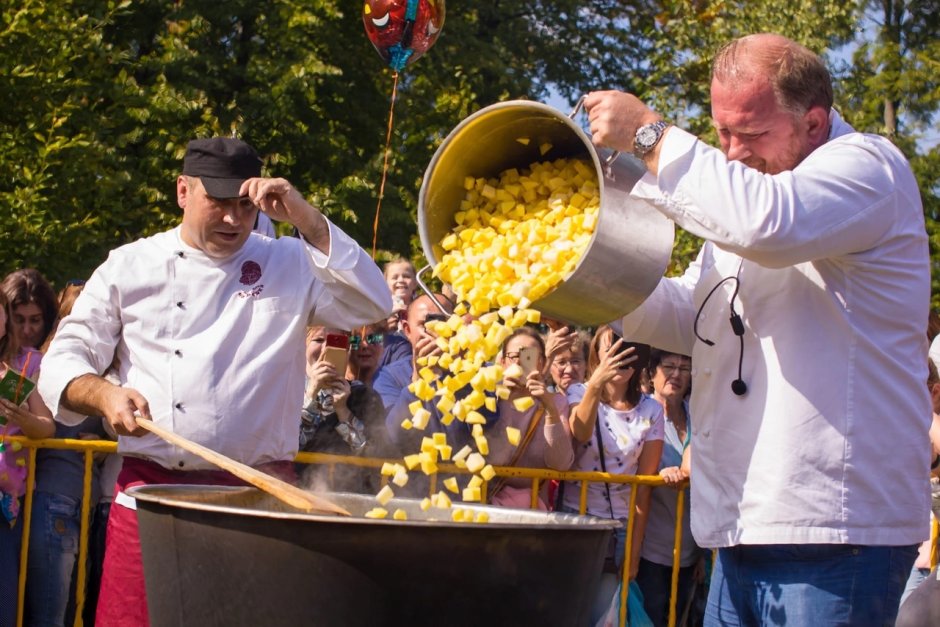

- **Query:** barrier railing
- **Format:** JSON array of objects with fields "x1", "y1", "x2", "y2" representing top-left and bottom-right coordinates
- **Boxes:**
[{"x1": 9, "y1": 437, "x2": 939, "y2": 627}]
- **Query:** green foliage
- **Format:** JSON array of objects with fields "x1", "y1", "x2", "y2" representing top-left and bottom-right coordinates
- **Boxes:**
[{"x1": 0, "y1": 0, "x2": 936, "y2": 308}]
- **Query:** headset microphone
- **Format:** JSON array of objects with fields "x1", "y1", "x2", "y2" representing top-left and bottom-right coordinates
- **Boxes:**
[{"x1": 694, "y1": 269, "x2": 748, "y2": 397}]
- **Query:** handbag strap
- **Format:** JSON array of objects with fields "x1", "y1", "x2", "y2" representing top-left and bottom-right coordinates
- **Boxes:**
[
  {"x1": 594, "y1": 413, "x2": 616, "y2": 520},
  {"x1": 488, "y1": 404, "x2": 545, "y2": 500}
]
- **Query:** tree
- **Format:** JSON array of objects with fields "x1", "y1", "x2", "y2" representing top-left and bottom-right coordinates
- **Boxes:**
[
  {"x1": 836, "y1": 0, "x2": 940, "y2": 306},
  {"x1": 2, "y1": 0, "x2": 935, "y2": 306}
]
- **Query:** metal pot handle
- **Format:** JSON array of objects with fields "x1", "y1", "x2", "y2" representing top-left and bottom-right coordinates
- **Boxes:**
[
  {"x1": 415, "y1": 264, "x2": 450, "y2": 315},
  {"x1": 571, "y1": 95, "x2": 620, "y2": 177}
]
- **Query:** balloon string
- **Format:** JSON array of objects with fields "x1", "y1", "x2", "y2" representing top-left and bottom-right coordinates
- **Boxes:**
[{"x1": 371, "y1": 70, "x2": 400, "y2": 260}]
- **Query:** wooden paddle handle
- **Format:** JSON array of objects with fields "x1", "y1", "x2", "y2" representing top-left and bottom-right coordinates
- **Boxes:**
[{"x1": 135, "y1": 417, "x2": 350, "y2": 516}]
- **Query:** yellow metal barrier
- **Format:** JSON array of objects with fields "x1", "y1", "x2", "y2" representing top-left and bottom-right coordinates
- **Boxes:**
[{"x1": 8, "y1": 438, "x2": 937, "y2": 627}]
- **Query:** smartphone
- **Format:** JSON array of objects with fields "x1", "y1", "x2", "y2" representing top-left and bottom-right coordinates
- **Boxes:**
[
  {"x1": 322, "y1": 333, "x2": 349, "y2": 374},
  {"x1": 610, "y1": 333, "x2": 650, "y2": 371},
  {"x1": 519, "y1": 345, "x2": 540, "y2": 376}
]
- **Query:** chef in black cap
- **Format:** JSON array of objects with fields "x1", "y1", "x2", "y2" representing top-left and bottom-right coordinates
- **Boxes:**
[{"x1": 39, "y1": 136, "x2": 391, "y2": 626}]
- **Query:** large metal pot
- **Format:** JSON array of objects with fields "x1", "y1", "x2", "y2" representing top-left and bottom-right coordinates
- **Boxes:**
[
  {"x1": 129, "y1": 485, "x2": 619, "y2": 627},
  {"x1": 418, "y1": 99, "x2": 674, "y2": 327}
]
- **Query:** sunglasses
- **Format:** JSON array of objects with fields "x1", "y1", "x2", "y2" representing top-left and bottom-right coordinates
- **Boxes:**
[{"x1": 349, "y1": 333, "x2": 384, "y2": 350}]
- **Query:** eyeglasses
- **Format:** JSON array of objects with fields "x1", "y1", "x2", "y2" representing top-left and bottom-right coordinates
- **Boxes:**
[
  {"x1": 659, "y1": 364, "x2": 692, "y2": 375},
  {"x1": 349, "y1": 333, "x2": 384, "y2": 350},
  {"x1": 552, "y1": 359, "x2": 584, "y2": 370}
]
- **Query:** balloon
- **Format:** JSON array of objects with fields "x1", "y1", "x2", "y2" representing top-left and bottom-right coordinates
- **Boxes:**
[{"x1": 363, "y1": 0, "x2": 445, "y2": 71}]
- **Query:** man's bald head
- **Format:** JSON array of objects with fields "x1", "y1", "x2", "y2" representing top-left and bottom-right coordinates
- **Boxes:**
[
  {"x1": 712, "y1": 33, "x2": 832, "y2": 116},
  {"x1": 402, "y1": 293, "x2": 453, "y2": 346}
]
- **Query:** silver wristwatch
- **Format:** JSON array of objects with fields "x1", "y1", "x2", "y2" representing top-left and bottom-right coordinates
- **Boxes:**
[{"x1": 634, "y1": 120, "x2": 668, "y2": 157}]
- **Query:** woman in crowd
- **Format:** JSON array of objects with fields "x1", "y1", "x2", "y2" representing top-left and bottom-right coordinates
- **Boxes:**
[
  {"x1": 484, "y1": 326, "x2": 574, "y2": 509},
  {"x1": 0, "y1": 289, "x2": 55, "y2": 627},
  {"x1": 299, "y1": 325, "x2": 389, "y2": 492},
  {"x1": 0, "y1": 269, "x2": 57, "y2": 351},
  {"x1": 636, "y1": 348, "x2": 704, "y2": 627},
  {"x1": 558, "y1": 325, "x2": 664, "y2": 624},
  {"x1": 546, "y1": 325, "x2": 588, "y2": 396}
]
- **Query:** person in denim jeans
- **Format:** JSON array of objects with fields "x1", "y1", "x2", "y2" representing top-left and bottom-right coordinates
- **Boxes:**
[
  {"x1": 590, "y1": 33, "x2": 929, "y2": 626},
  {"x1": 25, "y1": 416, "x2": 106, "y2": 626}
]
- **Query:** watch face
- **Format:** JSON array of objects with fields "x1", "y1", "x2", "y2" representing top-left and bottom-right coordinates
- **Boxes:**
[{"x1": 638, "y1": 126, "x2": 657, "y2": 147}]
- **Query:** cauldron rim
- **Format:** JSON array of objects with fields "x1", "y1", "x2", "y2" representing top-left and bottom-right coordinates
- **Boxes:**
[{"x1": 128, "y1": 483, "x2": 622, "y2": 531}]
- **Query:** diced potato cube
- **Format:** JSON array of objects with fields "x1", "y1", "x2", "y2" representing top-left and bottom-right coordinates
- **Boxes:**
[
  {"x1": 444, "y1": 477, "x2": 460, "y2": 493},
  {"x1": 393, "y1": 508, "x2": 408, "y2": 521},
  {"x1": 462, "y1": 487, "x2": 482, "y2": 502},
  {"x1": 513, "y1": 396, "x2": 535, "y2": 411},
  {"x1": 376, "y1": 485, "x2": 394, "y2": 506},
  {"x1": 506, "y1": 426, "x2": 522, "y2": 446},
  {"x1": 365, "y1": 507, "x2": 388, "y2": 519},
  {"x1": 480, "y1": 464, "x2": 497, "y2": 481},
  {"x1": 466, "y1": 453, "x2": 486, "y2": 474}
]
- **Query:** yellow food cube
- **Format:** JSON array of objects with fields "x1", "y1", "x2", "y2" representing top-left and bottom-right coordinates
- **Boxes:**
[
  {"x1": 466, "y1": 452, "x2": 486, "y2": 474},
  {"x1": 403, "y1": 454, "x2": 422, "y2": 470},
  {"x1": 474, "y1": 511, "x2": 490, "y2": 524},
  {"x1": 453, "y1": 445, "x2": 473, "y2": 462},
  {"x1": 392, "y1": 468, "x2": 409, "y2": 487},
  {"x1": 364, "y1": 507, "x2": 388, "y2": 519},
  {"x1": 462, "y1": 487, "x2": 482, "y2": 502},
  {"x1": 513, "y1": 396, "x2": 535, "y2": 411},
  {"x1": 432, "y1": 432, "x2": 448, "y2": 447},
  {"x1": 376, "y1": 485, "x2": 395, "y2": 506},
  {"x1": 506, "y1": 426, "x2": 522, "y2": 446},
  {"x1": 435, "y1": 491, "x2": 453, "y2": 509},
  {"x1": 393, "y1": 508, "x2": 408, "y2": 521},
  {"x1": 475, "y1": 434, "x2": 490, "y2": 456},
  {"x1": 412, "y1": 408, "x2": 431, "y2": 430},
  {"x1": 419, "y1": 497, "x2": 432, "y2": 511},
  {"x1": 480, "y1": 464, "x2": 497, "y2": 481},
  {"x1": 444, "y1": 477, "x2": 460, "y2": 493},
  {"x1": 400, "y1": 419, "x2": 414, "y2": 430}
]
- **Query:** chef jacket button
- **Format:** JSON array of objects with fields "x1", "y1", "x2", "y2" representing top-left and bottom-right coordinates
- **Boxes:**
[
  {"x1": 174, "y1": 350, "x2": 182, "y2": 357},
  {"x1": 175, "y1": 402, "x2": 183, "y2": 410},
  {"x1": 178, "y1": 461, "x2": 185, "y2": 468},
  {"x1": 176, "y1": 251, "x2": 185, "y2": 258},
  {"x1": 702, "y1": 430, "x2": 710, "y2": 438},
  {"x1": 176, "y1": 301, "x2": 184, "y2": 308}
]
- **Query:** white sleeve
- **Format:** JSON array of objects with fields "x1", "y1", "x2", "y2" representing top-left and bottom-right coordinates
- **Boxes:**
[
  {"x1": 38, "y1": 257, "x2": 123, "y2": 425},
  {"x1": 632, "y1": 127, "x2": 916, "y2": 268},
  {"x1": 302, "y1": 219, "x2": 392, "y2": 329}
]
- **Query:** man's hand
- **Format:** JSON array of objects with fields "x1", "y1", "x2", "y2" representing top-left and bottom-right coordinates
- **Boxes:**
[
  {"x1": 62, "y1": 374, "x2": 151, "y2": 437},
  {"x1": 240, "y1": 177, "x2": 330, "y2": 252},
  {"x1": 583, "y1": 90, "x2": 666, "y2": 174},
  {"x1": 100, "y1": 386, "x2": 151, "y2": 437}
]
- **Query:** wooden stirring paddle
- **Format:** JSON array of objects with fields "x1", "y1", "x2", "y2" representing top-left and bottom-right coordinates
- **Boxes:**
[{"x1": 135, "y1": 417, "x2": 351, "y2": 516}]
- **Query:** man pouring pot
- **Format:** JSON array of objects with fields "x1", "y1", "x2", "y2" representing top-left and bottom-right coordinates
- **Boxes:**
[{"x1": 586, "y1": 33, "x2": 930, "y2": 625}]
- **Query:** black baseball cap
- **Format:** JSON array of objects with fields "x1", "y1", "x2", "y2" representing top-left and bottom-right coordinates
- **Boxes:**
[{"x1": 182, "y1": 137, "x2": 262, "y2": 199}]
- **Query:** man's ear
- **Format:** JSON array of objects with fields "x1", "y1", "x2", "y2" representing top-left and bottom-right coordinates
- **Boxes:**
[
  {"x1": 177, "y1": 176, "x2": 190, "y2": 209},
  {"x1": 804, "y1": 105, "x2": 830, "y2": 149}
]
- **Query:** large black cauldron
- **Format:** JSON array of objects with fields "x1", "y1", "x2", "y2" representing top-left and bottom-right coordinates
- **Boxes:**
[{"x1": 128, "y1": 485, "x2": 618, "y2": 627}]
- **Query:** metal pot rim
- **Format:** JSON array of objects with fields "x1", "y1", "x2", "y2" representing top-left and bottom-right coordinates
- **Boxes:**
[{"x1": 128, "y1": 484, "x2": 623, "y2": 531}]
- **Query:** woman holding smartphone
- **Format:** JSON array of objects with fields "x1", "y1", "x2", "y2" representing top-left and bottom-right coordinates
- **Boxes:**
[
  {"x1": 483, "y1": 326, "x2": 574, "y2": 509},
  {"x1": 558, "y1": 325, "x2": 664, "y2": 624},
  {"x1": 298, "y1": 325, "x2": 388, "y2": 491}
]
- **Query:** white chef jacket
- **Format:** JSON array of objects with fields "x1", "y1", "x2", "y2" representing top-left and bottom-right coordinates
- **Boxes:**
[
  {"x1": 620, "y1": 110, "x2": 931, "y2": 547},
  {"x1": 39, "y1": 222, "x2": 391, "y2": 470}
]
